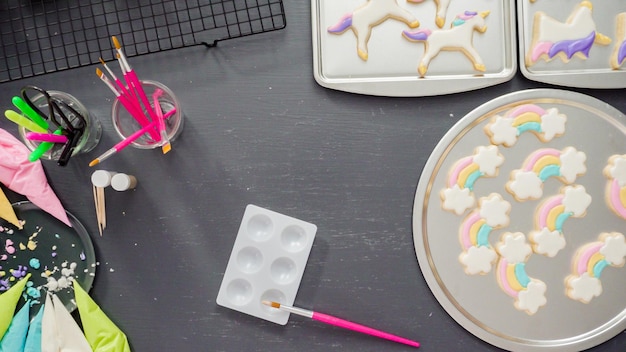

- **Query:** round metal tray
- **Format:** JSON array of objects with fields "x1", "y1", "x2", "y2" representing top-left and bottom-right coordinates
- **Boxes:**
[{"x1": 413, "y1": 89, "x2": 626, "y2": 351}]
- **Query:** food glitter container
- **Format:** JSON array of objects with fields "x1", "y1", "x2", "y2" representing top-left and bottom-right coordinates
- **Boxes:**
[
  {"x1": 518, "y1": 0, "x2": 626, "y2": 88},
  {"x1": 216, "y1": 205, "x2": 317, "y2": 325},
  {"x1": 312, "y1": 0, "x2": 517, "y2": 96},
  {"x1": 18, "y1": 90, "x2": 102, "y2": 161},
  {"x1": 413, "y1": 89, "x2": 626, "y2": 351},
  {"x1": 111, "y1": 80, "x2": 184, "y2": 149}
]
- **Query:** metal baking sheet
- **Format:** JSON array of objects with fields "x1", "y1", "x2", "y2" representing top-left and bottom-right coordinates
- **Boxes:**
[
  {"x1": 412, "y1": 89, "x2": 626, "y2": 351},
  {"x1": 311, "y1": 0, "x2": 516, "y2": 97},
  {"x1": 518, "y1": 0, "x2": 626, "y2": 88}
]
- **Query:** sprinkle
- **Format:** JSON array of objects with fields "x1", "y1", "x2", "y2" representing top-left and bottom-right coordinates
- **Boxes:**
[
  {"x1": 51, "y1": 252, "x2": 57, "y2": 258},
  {"x1": 79, "y1": 251, "x2": 86, "y2": 260},
  {"x1": 29, "y1": 258, "x2": 41, "y2": 269}
]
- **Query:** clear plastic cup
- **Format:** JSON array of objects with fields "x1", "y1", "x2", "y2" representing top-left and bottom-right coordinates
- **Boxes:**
[
  {"x1": 18, "y1": 90, "x2": 102, "y2": 161},
  {"x1": 111, "y1": 80, "x2": 184, "y2": 149}
]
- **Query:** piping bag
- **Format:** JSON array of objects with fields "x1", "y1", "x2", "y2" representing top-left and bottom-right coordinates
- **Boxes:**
[
  {"x1": 73, "y1": 280, "x2": 131, "y2": 352},
  {"x1": 0, "y1": 300, "x2": 30, "y2": 351},
  {"x1": 41, "y1": 294, "x2": 91, "y2": 352},
  {"x1": 0, "y1": 128, "x2": 71, "y2": 227},
  {"x1": 0, "y1": 273, "x2": 31, "y2": 341}
]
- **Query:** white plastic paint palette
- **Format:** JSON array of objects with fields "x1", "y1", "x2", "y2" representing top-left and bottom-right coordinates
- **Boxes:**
[{"x1": 216, "y1": 205, "x2": 317, "y2": 325}]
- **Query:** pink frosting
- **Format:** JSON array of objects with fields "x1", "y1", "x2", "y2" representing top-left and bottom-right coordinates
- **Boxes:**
[
  {"x1": 509, "y1": 104, "x2": 546, "y2": 117},
  {"x1": 448, "y1": 156, "x2": 473, "y2": 188},
  {"x1": 537, "y1": 195, "x2": 564, "y2": 229},
  {"x1": 523, "y1": 149, "x2": 561, "y2": 172},
  {"x1": 531, "y1": 41, "x2": 553, "y2": 62},
  {"x1": 0, "y1": 128, "x2": 71, "y2": 227},
  {"x1": 498, "y1": 259, "x2": 518, "y2": 298},
  {"x1": 610, "y1": 178, "x2": 626, "y2": 219},
  {"x1": 576, "y1": 243, "x2": 604, "y2": 275},
  {"x1": 461, "y1": 212, "x2": 481, "y2": 250}
]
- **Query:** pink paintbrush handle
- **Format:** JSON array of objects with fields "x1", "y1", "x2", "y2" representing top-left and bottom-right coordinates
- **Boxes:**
[{"x1": 312, "y1": 312, "x2": 420, "y2": 348}]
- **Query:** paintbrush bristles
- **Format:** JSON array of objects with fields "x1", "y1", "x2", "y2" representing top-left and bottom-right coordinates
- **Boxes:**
[
  {"x1": 112, "y1": 36, "x2": 121, "y2": 49},
  {"x1": 262, "y1": 300, "x2": 281, "y2": 309}
]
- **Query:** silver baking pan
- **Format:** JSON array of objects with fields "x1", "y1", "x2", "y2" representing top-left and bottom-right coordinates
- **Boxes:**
[
  {"x1": 518, "y1": 0, "x2": 626, "y2": 88},
  {"x1": 413, "y1": 89, "x2": 626, "y2": 351},
  {"x1": 311, "y1": 0, "x2": 516, "y2": 96}
]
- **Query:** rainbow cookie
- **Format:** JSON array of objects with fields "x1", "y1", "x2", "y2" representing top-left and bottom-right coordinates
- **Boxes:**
[
  {"x1": 484, "y1": 104, "x2": 566, "y2": 147},
  {"x1": 441, "y1": 145, "x2": 505, "y2": 215},
  {"x1": 603, "y1": 154, "x2": 626, "y2": 220},
  {"x1": 565, "y1": 232, "x2": 626, "y2": 303},
  {"x1": 529, "y1": 185, "x2": 592, "y2": 257},
  {"x1": 406, "y1": 0, "x2": 451, "y2": 28},
  {"x1": 611, "y1": 13, "x2": 626, "y2": 70},
  {"x1": 526, "y1": 1, "x2": 612, "y2": 67},
  {"x1": 402, "y1": 10, "x2": 490, "y2": 77},
  {"x1": 327, "y1": 0, "x2": 420, "y2": 61},
  {"x1": 506, "y1": 147, "x2": 587, "y2": 201},
  {"x1": 496, "y1": 259, "x2": 547, "y2": 315},
  {"x1": 458, "y1": 193, "x2": 511, "y2": 275}
]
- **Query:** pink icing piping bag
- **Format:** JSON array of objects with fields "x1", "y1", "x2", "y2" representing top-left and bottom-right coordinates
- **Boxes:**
[{"x1": 0, "y1": 128, "x2": 72, "y2": 227}]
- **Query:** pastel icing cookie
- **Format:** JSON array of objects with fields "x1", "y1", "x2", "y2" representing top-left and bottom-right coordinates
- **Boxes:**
[
  {"x1": 603, "y1": 154, "x2": 626, "y2": 220},
  {"x1": 458, "y1": 193, "x2": 511, "y2": 275},
  {"x1": 496, "y1": 232, "x2": 533, "y2": 264},
  {"x1": 495, "y1": 232, "x2": 546, "y2": 315},
  {"x1": 327, "y1": 0, "x2": 420, "y2": 61},
  {"x1": 526, "y1": 1, "x2": 612, "y2": 67},
  {"x1": 441, "y1": 145, "x2": 505, "y2": 215},
  {"x1": 495, "y1": 256, "x2": 547, "y2": 315},
  {"x1": 611, "y1": 13, "x2": 626, "y2": 70},
  {"x1": 406, "y1": 0, "x2": 451, "y2": 28},
  {"x1": 506, "y1": 147, "x2": 587, "y2": 201},
  {"x1": 402, "y1": 10, "x2": 490, "y2": 77},
  {"x1": 528, "y1": 185, "x2": 592, "y2": 257},
  {"x1": 484, "y1": 104, "x2": 567, "y2": 147},
  {"x1": 565, "y1": 232, "x2": 626, "y2": 303}
]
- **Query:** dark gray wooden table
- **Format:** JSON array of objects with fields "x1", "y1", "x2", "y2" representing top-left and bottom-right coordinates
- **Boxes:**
[{"x1": 0, "y1": 1, "x2": 624, "y2": 351}]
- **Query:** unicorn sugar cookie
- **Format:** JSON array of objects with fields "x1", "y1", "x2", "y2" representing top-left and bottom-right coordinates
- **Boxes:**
[
  {"x1": 610, "y1": 13, "x2": 626, "y2": 70},
  {"x1": 407, "y1": 0, "x2": 451, "y2": 28},
  {"x1": 327, "y1": 0, "x2": 420, "y2": 61},
  {"x1": 565, "y1": 232, "x2": 626, "y2": 303},
  {"x1": 526, "y1": 1, "x2": 612, "y2": 67},
  {"x1": 402, "y1": 10, "x2": 490, "y2": 77},
  {"x1": 528, "y1": 185, "x2": 592, "y2": 258}
]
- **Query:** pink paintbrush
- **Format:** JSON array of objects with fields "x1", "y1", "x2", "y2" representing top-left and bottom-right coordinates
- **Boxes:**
[
  {"x1": 112, "y1": 36, "x2": 161, "y2": 141},
  {"x1": 262, "y1": 301, "x2": 420, "y2": 348}
]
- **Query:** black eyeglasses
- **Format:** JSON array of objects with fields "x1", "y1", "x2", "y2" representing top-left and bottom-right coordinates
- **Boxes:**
[{"x1": 20, "y1": 85, "x2": 87, "y2": 166}]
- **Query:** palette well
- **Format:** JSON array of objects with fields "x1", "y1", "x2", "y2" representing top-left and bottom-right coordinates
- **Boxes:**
[{"x1": 216, "y1": 205, "x2": 317, "y2": 325}]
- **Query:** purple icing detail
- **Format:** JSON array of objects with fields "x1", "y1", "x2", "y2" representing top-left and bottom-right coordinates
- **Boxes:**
[
  {"x1": 459, "y1": 11, "x2": 477, "y2": 20},
  {"x1": 618, "y1": 41, "x2": 626, "y2": 65},
  {"x1": 403, "y1": 29, "x2": 431, "y2": 41},
  {"x1": 548, "y1": 31, "x2": 595, "y2": 59},
  {"x1": 328, "y1": 13, "x2": 352, "y2": 33}
]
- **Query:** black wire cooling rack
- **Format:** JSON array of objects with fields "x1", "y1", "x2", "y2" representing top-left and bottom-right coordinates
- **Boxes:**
[{"x1": 0, "y1": 0, "x2": 286, "y2": 83}]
